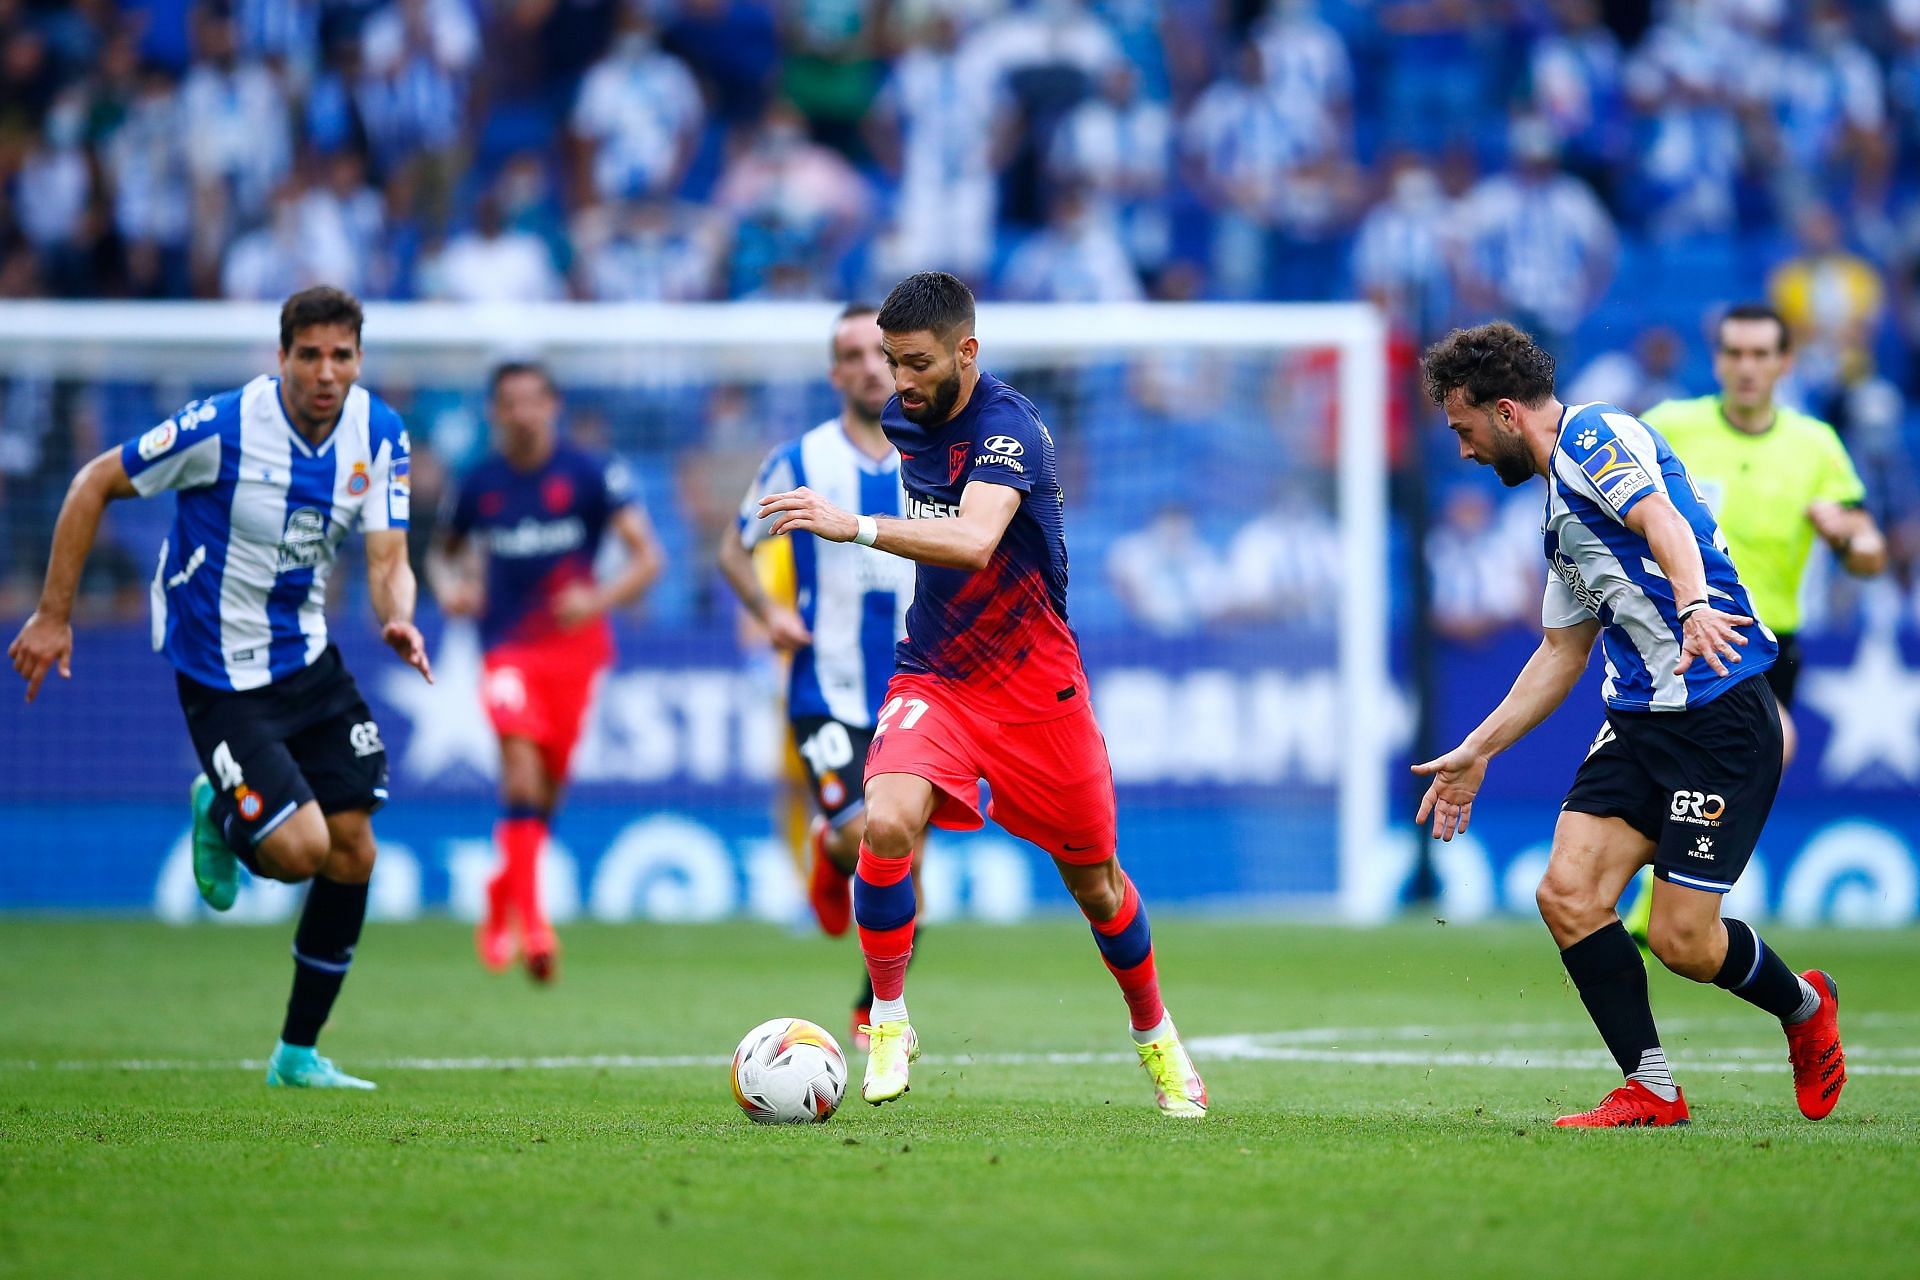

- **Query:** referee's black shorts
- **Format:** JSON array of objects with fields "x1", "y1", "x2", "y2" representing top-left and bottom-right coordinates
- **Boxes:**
[
  {"x1": 1561, "y1": 674, "x2": 1783, "y2": 895},
  {"x1": 1765, "y1": 632, "x2": 1802, "y2": 708}
]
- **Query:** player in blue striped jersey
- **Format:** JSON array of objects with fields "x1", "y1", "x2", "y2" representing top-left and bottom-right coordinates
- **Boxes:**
[
  {"x1": 717, "y1": 303, "x2": 915, "y2": 1044},
  {"x1": 7, "y1": 288, "x2": 432, "y2": 1090},
  {"x1": 1413, "y1": 322, "x2": 1846, "y2": 1128}
]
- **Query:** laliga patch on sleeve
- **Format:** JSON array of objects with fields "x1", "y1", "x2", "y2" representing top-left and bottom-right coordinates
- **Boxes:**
[{"x1": 137, "y1": 421, "x2": 177, "y2": 461}]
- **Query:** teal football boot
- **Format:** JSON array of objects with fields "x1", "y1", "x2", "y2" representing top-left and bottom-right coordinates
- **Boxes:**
[
  {"x1": 265, "y1": 1041, "x2": 377, "y2": 1090},
  {"x1": 189, "y1": 774, "x2": 239, "y2": 912}
]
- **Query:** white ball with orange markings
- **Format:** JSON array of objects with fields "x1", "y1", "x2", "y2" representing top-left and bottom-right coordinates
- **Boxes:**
[{"x1": 731, "y1": 1018, "x2": 847, "y2": 1124}]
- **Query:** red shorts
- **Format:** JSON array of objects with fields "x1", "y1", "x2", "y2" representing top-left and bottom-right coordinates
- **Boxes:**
[
  {"x1": 482, "y1": 630, "x2": 610, "y2": 780},
  {"x1": 863, "y1": 672, "x2": 1118, "y2": 865}
]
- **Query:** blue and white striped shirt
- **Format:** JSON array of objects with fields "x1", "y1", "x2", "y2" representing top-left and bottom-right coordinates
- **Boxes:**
[
  {"x1": 736, "y1": 419, "x2": 913, "y2": 727},
  {"x1": 123, "y1": 375, "x2": 410, "y2": 692},
  {"x1": 1541, "y1": 402, "x2": 1775, "y2": 712}
]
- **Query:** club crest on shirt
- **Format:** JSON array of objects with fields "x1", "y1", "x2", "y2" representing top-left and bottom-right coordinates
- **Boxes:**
[
  {"x1": 948, "y1": 441, "x2": 971, "y2": 485},
  {"x1": 347, "y1": 461, "x2": 370, "y2": 496}
]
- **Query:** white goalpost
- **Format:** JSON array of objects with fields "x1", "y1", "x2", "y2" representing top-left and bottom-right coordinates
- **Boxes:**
[{"x1": 0, "y1": 300, "x2": 1391, "y2": 920}]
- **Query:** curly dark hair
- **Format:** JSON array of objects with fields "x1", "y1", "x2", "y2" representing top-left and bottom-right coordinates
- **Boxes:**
[{"x1": 1420, "y1": 322, "x2": 1556, "y2": 409}]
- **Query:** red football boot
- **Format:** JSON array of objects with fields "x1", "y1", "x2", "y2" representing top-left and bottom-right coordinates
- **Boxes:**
[
  {"x1": 523, "y1": 925, "x2": 560, "y2": 986},
  {"x1": 1784, "y1": 970, "x2": 1846, "y2": 1120},
  {"x1": 475, "y1": 917, "x2": 515, "y2": 973},
  {"x1": 807, "y1": 818, "x2": 852, "y2": 937},
  {"x1": 1553, "y1": 1080, "x2": 1690, "y2": 1128},
  {"x1": 850, "y1": 1005, "x2": 872, "y2": 1054}
]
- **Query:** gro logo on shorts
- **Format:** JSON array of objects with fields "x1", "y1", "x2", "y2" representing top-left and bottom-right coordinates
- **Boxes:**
[
  {"x1": 1669, "y1": 789, "x2": 1727, "y2": 826},
  {"x1": 349, "y1": 721, "x2": 385, "y2": 758}
]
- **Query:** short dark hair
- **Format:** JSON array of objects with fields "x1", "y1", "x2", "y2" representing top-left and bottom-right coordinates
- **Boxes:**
[
  {"x1": 1421, "y1": 321, "x2": 1557, "y2": 409},
  {"x1": 876, "y1": 272, "x2": 975, "y2": 342},
  {"x1": 1716, "y1": 302, "x2": 1791, "y2": 354},
  {"x1": 831, "y1": 301, "x2": 878, "y2": 351},
  {"x1": 488, "y1": 359, "x2": 556, "y2": 398},
  {"x1": 279, "y1": 286, "x2": 363, "y2": 352}
]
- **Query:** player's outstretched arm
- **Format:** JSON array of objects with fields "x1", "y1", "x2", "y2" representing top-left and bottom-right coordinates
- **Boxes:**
[
  {"x1": 7, "y1": 448, "x2": 137, "y2": 703},
  {"x1": 1624, "y1": 493, "x2": 1751, "y2": 677},
  {"x1": 1412, "y1": 619, "x2": 1599, "y2": 841},
  {"x1": 759, "y1": 480, "x2": 1020, "y2": 572},
  {"x1": 365, "y1": 529, "x2": 432, "y2": 684}
]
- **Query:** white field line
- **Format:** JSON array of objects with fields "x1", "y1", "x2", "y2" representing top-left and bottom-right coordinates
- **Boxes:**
[{"x1": 6, "y1": 1013, "x2": 1920, "y2": 1077}]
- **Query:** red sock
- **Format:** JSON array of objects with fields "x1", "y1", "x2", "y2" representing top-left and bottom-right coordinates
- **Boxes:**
[
  {"x1": 498, "y1": 816, "x2": 548, "y2": 937},
  {"x1": 854, "y1": 842, "x2": 916, "y2": 1003},
  {"x1": 1086, "y1": 875, "x2": 1166, "y2": 1032}
]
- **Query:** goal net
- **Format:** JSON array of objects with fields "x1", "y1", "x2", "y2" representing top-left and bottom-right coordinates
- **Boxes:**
[{"x1": 0, "y1": 301, "x2": 1389, "y2": 922}]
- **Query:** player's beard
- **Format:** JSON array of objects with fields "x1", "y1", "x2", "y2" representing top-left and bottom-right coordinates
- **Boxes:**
[
  {"x1": 900, "y1": 369, "x2": 962, "y2": 425},
  {"x1": 1488, "y1": 424, "x2": 1536, "y2": 487}
]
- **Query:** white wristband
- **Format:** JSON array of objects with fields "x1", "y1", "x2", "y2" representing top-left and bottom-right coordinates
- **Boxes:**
[{"x1": 853, "y1": 515, "x2": 879, "y2": 547}]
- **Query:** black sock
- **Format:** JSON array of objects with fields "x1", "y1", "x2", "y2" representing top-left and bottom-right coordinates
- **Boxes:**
[
  {"x1": 210, "y1": 792, "x2": 265, "y2": 875},
  {"x1": 1561, "y1": 921, "x2": 1668, "y2": 1085},
  {"x1": 280, "y1": 876, "x2": 369, "y2": 1048},
  {"x1": 1715, "y1": 918, "x2": 1818, "y2": 1022}
]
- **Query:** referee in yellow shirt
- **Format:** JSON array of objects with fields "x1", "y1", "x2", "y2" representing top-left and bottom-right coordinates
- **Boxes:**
[{"x1": 1620, "y1": 303, "x2": 1886, "y2": 947}]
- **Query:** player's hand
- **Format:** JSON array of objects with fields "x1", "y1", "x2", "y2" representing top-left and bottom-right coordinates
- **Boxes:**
[
  {"x1": 1675, "y1": 607, "x2": 1750, "y2": 678},
  {"x1": 552, "y1": 582, "x2": 604, "y2": 630},
  {"x1": 1411, "y1": 744, "x2": 1488, "y2": 842},
  {"x1": 7, "y1": 610, "x2": 73, "y2": 703},
  {"x1": 383, "y1": 621, "x2": 433, "y2": 683},
  {"x1": 438, "y1": 580, "x2": 484, "y2": 617},
  {"x1": 758, "y1": 487, "x2": 859, "y2": 543},
  {"x1": 763, "y1": 604, "x2": 812, "y2": 653}
]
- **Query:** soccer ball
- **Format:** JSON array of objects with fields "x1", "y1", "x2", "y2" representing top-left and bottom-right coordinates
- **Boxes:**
[{"x1": 731, "y1": 1018, "x2": 847, "y2": 1124}]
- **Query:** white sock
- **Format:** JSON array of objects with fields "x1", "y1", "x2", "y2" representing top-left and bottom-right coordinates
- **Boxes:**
[
  {"x1": 1130, "y1": 1015, "x2": 1173, "y2": 1045},
  {"x1": 1628, "y1": 1046, "x2": 1679, "y2": 1102},
  {"x1": 1784, "y1": 976, "x2": 1822, "y2": 1025},
  {"x1": 869, "y1": 996, "x2": 908, "y2": 1026}
]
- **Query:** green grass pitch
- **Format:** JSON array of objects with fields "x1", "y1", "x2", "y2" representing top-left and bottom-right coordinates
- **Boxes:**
[{"x1": 3, "y1": 917, "x2": 1918, "y2": 1278}]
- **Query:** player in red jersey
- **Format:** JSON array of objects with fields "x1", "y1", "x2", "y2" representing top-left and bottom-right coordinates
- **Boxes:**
[
  {"x1": 758, "y1": 272, "x2": 1207, "y2": 1116},
  {"x1": 432, "y1": 362, "x2": 664, "y2": 981}
]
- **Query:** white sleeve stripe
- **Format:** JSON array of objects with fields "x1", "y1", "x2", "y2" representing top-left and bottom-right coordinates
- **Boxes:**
[
  {"x1": 129, "y1": 434, "x2": 221, "y2": 496},
  {"x1": 1600, "y1": 412, "x2": 1662, "y2": 472}
]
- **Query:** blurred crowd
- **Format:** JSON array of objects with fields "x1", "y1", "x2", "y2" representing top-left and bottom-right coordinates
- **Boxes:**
[{"x1": 5, "y1": 0, "x2": 1920, "y2": 637}]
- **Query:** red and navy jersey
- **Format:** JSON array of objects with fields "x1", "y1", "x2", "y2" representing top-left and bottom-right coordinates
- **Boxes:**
[
  {"x1": 445, "y1": 443, "x2": 633, "y2": 652},
  {"x1": 883, "y1": 371, "x2": 1086, "y2": 722}
]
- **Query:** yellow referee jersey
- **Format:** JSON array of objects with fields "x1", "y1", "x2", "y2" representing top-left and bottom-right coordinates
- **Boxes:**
[{"x1": 1641, "y1": 395, "x2": 1866, "y2": 634}]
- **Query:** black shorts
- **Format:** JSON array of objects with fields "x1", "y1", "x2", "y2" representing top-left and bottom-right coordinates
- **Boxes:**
[
  {"x1": 1562, "y1": 675, "x2": 1783, "y2": 895},
  {"x1": 1765, "y1": 632, "x2": 1801, "y2": 709},
  {"x1": 176, "y1": 645, "x2": 389, "y2": 846},
  {"x1": 791, "y1": 714, "x2": 875, "y2": 828}
]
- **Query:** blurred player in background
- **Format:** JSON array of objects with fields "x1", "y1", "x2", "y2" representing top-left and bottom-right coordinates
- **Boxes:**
[
  {"x1": 1618, "y1": 304, "x2": 1889, "y2": 950},
  {"x1": 719, "y1": 303, "x2": 915, "y2": 1050},
  {"x1": 431, "y1": 361, "x2": 664, "y2": 982},
  {"x1": 1644, "y1": 303, "x2": 1887, "y2": 762},
  {"x1": 8, "y1": 286, "x2": 428, "y2": 1089},
  {"x1": 1415, "y1": 322, "x2": 1846, "y2": 1128},
  {"x1": 759, "y1": 272, "x2": 1208, "y2": 1117}
]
